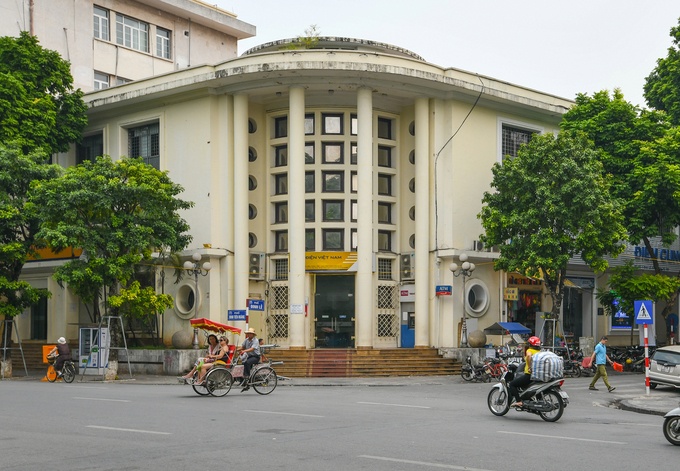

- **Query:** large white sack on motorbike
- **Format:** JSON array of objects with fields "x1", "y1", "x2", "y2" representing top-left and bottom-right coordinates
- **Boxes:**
[{"x1": 530, "y1": 351, "x2": 564, "y2": 382}]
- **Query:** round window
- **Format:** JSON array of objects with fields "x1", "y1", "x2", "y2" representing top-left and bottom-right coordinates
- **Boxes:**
[
  {"x1": 249, "y1": 204, "x2": 258, "y2": 220},
  {"x1": 409, "y1": 121, "x2": 415, "y2": 136},
  {"x1": 249, "y1": 175, "x2": 257, "y2": 190},
  {"x1": 409, "y1": 149, "x2": 415, "y2": 165},
  {"x1": 409, "y1": 178, "x2": 415, "y2": 193},
  {"x1": 465, "y1": 279, "x2": 490, "y2": 318},
  {"x1": 409, "y1": 206, "x2": 415, "y2": 221},
  {"x1": 248, "y1": 118, "x2": 257, "y2": 134},
  {"x1": 409, "y1": 234, "x2": 415, "y2": 249},
  {"x1": 249, "y1": 232, "x2": 257, "y2": 248},
  {"x1": 248, "y1": 146, "x2": 257, "y2": 162},
  {"x1": 175, "y1": 282, "x2": 198, "y2": 319}
]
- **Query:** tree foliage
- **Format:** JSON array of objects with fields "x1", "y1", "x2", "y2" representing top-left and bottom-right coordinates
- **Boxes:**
[
  {"x1": 0, "y1": 144, "x2": 61, "y2": 317},
  {"x1": 478, "y1": 132, "x2": 626, "y2": 318},
  {"x1": 30, "y1": 157, "x2": 194, "y2": 326},
  {"x1": 0, "y1": 32, "x2": 87, "y2": 155},
  {"x1": 644, "y1": 18, "x2": 680, "y2": 125}
]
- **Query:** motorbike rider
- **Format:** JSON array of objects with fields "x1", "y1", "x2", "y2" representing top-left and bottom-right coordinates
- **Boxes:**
[{"x1": 509, "y1": 335, "x2": 542, "y2": 408}]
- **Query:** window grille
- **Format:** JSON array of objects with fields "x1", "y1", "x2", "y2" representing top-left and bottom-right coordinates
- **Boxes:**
[
  {"x1": 377, "y1": 283, "x2": 398, "y2": 338},
  {"x1": 502, "y1": 125, "x2": 535, "y2": 159},
  {"x1": 129, "y1": 123, "x2": 160, "y2": 169},
  {"x1": 377, "y1": 313, "x2": 398, "y2": 337},
  {"x1": 269, "y1": 314, "x2": 289, "y2": 339},
  {"x1": 377, "y1": 284, "x2": 397, "y2": 309},
  {"x1": 274, "y1": 258, "x2": 289, "y2": 280},
  {"x1": 377, "y1": 258, "x2": 393, "y2": 281},
  {"x1": 76, "y1": 134, "x2": 103, "y2": 165},
  {"x1": 271, "y1": 284, "x2": 289, "y2": 310}
]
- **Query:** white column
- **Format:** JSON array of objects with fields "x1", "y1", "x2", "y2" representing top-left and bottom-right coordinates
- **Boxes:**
[
  {"x1": 233, "y1": 94, "x2": 249, "y2": 321},
  {"x1": 288, "y1": 86, "x2": 306, "y2": 347},
  {"x1": 356, "y1": 87, "x2": 373, "y2": 348},
  {"x1": 414, "y1": 98, "x2": 430, "y2": 347}
]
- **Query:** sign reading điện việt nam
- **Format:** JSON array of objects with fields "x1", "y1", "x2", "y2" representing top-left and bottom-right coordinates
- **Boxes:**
[{"x1": 305, "y1": 252, "x2": 357, "y2": 271}]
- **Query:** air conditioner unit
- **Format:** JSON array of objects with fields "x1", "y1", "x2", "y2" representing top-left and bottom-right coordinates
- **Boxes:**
[
  {"x1": 473, "y1": 240, "x2": 485, "y2": 252},
  {"x1": 248, "y1": 252, "x2": 265, "y2": 280},
  {"x1": 400, "y1": 253, "x2": 415, "y2": 281}
]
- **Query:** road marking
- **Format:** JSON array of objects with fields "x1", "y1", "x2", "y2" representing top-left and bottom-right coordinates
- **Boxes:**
[
  {"x1": 357, "y1": 401, "x2": 430, "y2": 409},
  {"x1": 359, "y1": 455, "x2": 494, "y2": 471},
  {"x1": 618, "y1": 422, "x2": 657, "y2": 427},
  {"x1": 73, "y1": 397, "x2": 131, "y2": 403},
  {"x1": 243, "y1": 410, "x2": 324, "y2": 418},
  {"x1": 498, "y1": 430, "x2": 626, "y2": 444},
  {"x1": 86, "y1": 425, "x2": 170, "y2": 435}
]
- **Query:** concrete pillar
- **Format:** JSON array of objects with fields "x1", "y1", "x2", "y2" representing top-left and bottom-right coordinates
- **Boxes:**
[
  {"x1": 233, "y1": 94, "x2": 249, "y2": 320},
  {"x1": 414, "y1": 98, "x2": 430, "y2": 347},
  {"x1": 356, "y1": 87, "x2": 374, "y2": 348}
]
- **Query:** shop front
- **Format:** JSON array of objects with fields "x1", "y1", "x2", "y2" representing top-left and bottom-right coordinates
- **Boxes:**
[{"x1": 506, "y1": 274, "x2": 542, "y2": 336}]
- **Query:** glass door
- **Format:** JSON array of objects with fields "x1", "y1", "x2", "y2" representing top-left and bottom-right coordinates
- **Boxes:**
[{"x1": 314, "y1": 275, "x2": 355, "y2": 348}]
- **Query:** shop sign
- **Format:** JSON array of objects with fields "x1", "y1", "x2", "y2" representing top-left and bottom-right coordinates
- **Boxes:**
[
  {"x1": 305, "y1": 252, "x2": 357, "y2": 271},
  {"x1": 504, "y1": 287, "x2": 519, "y2": 301}
]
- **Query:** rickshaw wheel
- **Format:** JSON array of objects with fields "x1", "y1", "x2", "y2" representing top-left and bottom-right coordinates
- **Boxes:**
[
  {"x1": 251, "y1": 366, "x2": 278, "y2": 395},
  {"x1": 192, "y1": 379, "x2": 210, "y2": 396},
  {"x1": 206, "y1": 368, "x2": 233, "y2": 397}
]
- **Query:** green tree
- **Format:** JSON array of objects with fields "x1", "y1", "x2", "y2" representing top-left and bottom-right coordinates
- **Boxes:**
[
  {"x1": 0, "y1": 32, "x2": 87, "y2": 155},
  {"x1": 30, "y1": 157, "x2": 193, "y2": 374},
  {"x1": 562, "y1": 90, "x2": 680, "y2": 320},
  {"x1": 644, "y1": 18, "x2": 680, "y2": 125},
  {"x1": 478, "y1": 131, "x2": 626, "y2": 321}
]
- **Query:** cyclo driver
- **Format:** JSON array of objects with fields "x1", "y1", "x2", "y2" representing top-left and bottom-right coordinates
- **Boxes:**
[{"x1": 509, "y1": 335, "x2": 541, "y2": 408}]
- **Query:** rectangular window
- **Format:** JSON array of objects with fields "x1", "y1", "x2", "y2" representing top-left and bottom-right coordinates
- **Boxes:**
[
  {"x1": 378, "y1": 117, "x2": 393, "y2": 140},
  {"x1": 275, "y1": 202, "x2": 288, "y2": 223},
  {"x1": 322, "y1": 113, "x2": 343, "y2": 134},
  {"x1": 305, "y1": 200, "x2": 315, "y2": 221},
  {"x1": 378, "y1": 146, "x2": 392, "y2": 167},
  {"x1": 350, "y1": 114, "x2": 358, "y2": 135},
  {"x1": 274, "y1": 116, "x2": 288, "y2": 138},
  {"x1": 323, "y1": 200, "x2": 344, "y2": 221},
  {"x1": 305, "y1": 229, "x2": 315, "y2": 251},
  {"x1": 76, "y1": 133, "x2": 104, "y2": 165},
  {"x1": 378, "y1": 174, "x2": 392, "y2": 196},
  {"x1": 116, "y1": 14, "x2": 149, "y2": 52},
  {"x1": 323, "y1": 229, "x2": 344, "y2": 251},
  {"x1": 94, "y1": 71, "x2": 109, "y2": 90},
  {"x1": 322, "y1": 171, "x2": 343, "y2": 192},
  {"x1": 305, "y1": 113, "x2": 315, "y2": 135},
  {"x1": 156, "y1": 27, "x2": 171, "y2": 59},
  {"x1": 115, "y1": 76, "x2": 132, "y2": 86},
  {"x1": 351, "y1": 200, "x2": 358, "y2": 222},
  {"x1": 305, "y1": 171, "x2": 315, "y2": 193},
  {"x1": 128, "y1": 123, "x2": 160, "y2": 169},
  {"x1": 275, "y1": 145, "x2": 288, "y2": 167},
  {"x1": 322, "y1": 142, "x2": 344, "y2": 164},
  {"x1": 378, "y1": 230, "x2": 392, "y2": 252},
  {"x1": 351, "y1": 229, "x2": 358, "y2": 250},
  {"x1": 502, "y1": 124, "x2": 535, "y2": 159},
  {"x1": 378, "y1": 258, "x2": 393, "y2": 280},
  {"x1": 350, "y1": 143, "x2": 357, "y2": 164},
  {"x1": 275, "y1": 231, "x2": 288, "y2": 252},
  {"x1": 275, "y1": 174, "x2": 288, "y2": 195},
  {"x1": 350, "y1": 171, "x2": 358, "y2": 193},
  {"x1": 93, "y1": 6, "x2": 110, "y2": 41},
  {"x1": 305, "y1": 143, "x2": 315, "y2": 164},
  {"x1": 378, "y1": 202, "x2": 392, "y2": 224}
]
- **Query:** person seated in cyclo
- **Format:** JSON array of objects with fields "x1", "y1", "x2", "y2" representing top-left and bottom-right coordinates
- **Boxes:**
[
  {"x1": 180, "y1": 334, "x2": 220, "y2": 381},
  {"x1": 48, "y1": 337, "x2": 70, "y2": 378},
  {"x1": 194, "y1": 336, "x2": 230, "y2": 385},
  {"x1": 509, "y1": 335, "x2": 542, "y2": 408},
  {"x1": 236, "y1": 327, "x2": 261, "y2": 392}
]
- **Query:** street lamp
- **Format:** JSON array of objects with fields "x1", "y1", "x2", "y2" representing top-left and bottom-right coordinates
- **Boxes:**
[
  {"x1": 183, "y1": 252, "x2": 211, "y2": 349},
  {"x1": 450, "y1": 253, "x2": 475, "y2": 348}
]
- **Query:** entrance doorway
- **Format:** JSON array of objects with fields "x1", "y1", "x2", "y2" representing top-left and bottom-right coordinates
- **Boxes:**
[{"x1": 314, "y1": 275, "x2": 355, "y2": 348}]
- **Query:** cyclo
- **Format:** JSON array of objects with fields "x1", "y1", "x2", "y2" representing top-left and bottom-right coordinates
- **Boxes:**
[{"x1": 180, "y1": 318, "x2": 280, "y2": 397}]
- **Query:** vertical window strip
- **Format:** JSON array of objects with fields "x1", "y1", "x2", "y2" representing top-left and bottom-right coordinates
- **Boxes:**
[{"x1": 93, "y1": 6, "x2": 109, "y2": 40}]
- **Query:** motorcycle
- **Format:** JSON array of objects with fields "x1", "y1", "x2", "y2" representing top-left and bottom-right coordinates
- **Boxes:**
[
  {"x1": 487, "y1": 363, "x2": 569, "y2": 422},
  {"x1": 663, "y1": 405, "x2": 680, "y2": 446},
  {"x1": 461, "y1": 355, "x2": 491, "y2": 383}
]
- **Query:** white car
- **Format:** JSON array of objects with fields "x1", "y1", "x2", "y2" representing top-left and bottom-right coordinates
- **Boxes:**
[{"x1": 649, "y1": 345, "x2": 680, "y2": 389}]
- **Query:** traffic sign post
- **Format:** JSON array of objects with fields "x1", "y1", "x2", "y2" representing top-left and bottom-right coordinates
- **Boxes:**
[{"x1": 634, "y1": 300, "x2": 654, "y2": 395}]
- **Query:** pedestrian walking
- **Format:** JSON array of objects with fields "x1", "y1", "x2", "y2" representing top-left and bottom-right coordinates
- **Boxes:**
[{"x1": 589, "y1": 336, "x2": 616, "y2": 392}]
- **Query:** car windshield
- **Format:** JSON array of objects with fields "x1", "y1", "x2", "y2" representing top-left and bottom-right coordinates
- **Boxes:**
[{"x1": 653, "y1": 350, "x2": 680, "y2": 366}]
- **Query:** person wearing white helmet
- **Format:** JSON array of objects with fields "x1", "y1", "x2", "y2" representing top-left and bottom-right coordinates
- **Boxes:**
[
  {"x1": 48, "y1": 337, "x2": 71, "y2": 378},
  {"x1": 509, "y1": 335, "x2": 542, "y2": 408}
]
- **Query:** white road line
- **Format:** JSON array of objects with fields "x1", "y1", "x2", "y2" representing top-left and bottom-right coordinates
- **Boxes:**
[
  {"x1": 359, "y1": 455, "x2": 495, "y2": 471},
  {"x1": 73, "y1": 397, "x2": 131, "y2": 403},
  {"x1": 618, "y1": 422, "x2": 658, "y2": 427},
  {"x1": 243, "y1": 410, "x2": 324, "y2": 418},
  {"x1": 357, "y1": 401, "x2": 431, "y2": 409},
  {"x1": 86, "y1": 425, "x2": 170, "y2": 435},
  {"x1": 498, "y1": 430, "x2": 626, "y2": 444}
]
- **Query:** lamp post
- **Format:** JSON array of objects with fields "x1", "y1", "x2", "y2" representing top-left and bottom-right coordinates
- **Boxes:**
[
  {"x1": 183, "y1": 252, "x2": 211, "y2": 349},
  {"x1": 450, "y1": 253, "x2": 475, "y2": 347}
]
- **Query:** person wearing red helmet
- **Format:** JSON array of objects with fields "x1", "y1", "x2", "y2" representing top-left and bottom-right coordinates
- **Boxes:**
[{"x1": 509, "y1": 335, "x2": 542, "y2": 408}]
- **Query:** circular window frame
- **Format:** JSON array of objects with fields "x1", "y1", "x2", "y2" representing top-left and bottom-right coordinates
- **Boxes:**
[
  {"x1": 175, "y1": 280, "x2": 201, "y2": 319},
  {"x1": 465, "y1": 279, "x2": 490, "y2": 318},
  {"x1": 248, "y1": 204, "x2": 258, "y2": 220},
  {"x1": 248, "y1": 146, "x2": 258, "y2": 162}
]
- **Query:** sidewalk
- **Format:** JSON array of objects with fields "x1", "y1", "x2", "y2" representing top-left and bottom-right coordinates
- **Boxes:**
[{"x1": 6, "y1": 371, "x2": 678, "y2": 416}]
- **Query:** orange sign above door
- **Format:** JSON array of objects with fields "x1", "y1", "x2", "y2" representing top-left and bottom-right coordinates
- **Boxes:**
[{"x1": 305, "y1": 252, "x2": 357, "y2": 271}]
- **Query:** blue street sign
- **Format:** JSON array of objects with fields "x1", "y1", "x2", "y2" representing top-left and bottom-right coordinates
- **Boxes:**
[
  {"x1": 228, "y1": 309, "x2": 247, "y2": 321},
  {"x1": 436, "y1": 285, "x2": 452, "y2": 296},
  {"x1": 248, "y1": 299, "x2": 265, "y2": 311},
  {"x1": 634, "y1": 300, "x2": 653, "y2": 325}
]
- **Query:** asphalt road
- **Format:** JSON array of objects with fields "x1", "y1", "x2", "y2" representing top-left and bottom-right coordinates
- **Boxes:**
[{"x1": 1, "y1": 374, "x2": 678, "y2": 471}]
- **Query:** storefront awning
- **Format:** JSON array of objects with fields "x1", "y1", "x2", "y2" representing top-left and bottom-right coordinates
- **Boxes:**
[{"x1": 484, "y1": 322, "x2": 531, "y2": 335}]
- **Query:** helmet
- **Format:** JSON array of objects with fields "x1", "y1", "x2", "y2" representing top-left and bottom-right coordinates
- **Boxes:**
[{"x1": 527, "y1": 336, "x2": 541, "y2": 347}]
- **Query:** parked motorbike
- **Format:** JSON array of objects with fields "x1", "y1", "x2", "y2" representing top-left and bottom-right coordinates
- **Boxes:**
[
  {"x1": 663, "y1": 405, "x2": 680, "y2": 446},
  {"x1": 487, "y1": 363, "x2": 569, "y2": 422},
  {"x1": 461, "y1": 355, "x2": 491, "y2": 383}
]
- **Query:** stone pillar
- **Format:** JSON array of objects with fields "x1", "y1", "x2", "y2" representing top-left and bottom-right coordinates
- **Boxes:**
[
  {"x1": 414, "y1": 97, "x2": 430, "y2": 347},
  {"x1": 233, "y1": 94, "x2": 249, "y2": 321}
]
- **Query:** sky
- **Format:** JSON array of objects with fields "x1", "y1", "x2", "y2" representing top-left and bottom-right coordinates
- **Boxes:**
[{"x1": 211, "y1": 0, "x2": 680, "y2": 108}]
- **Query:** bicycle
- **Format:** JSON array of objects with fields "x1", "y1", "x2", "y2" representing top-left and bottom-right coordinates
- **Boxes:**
[
  {"x1": 483, "y1": 357, "x2": 509, "y2": 380},
  {"x1": 46, "y1": 355, "x2": 76, "y2": 383}
]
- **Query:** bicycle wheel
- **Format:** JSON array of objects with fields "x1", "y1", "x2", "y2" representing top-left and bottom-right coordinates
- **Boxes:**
[
  {"x1": 192, "y1": 373, "x2": 210, "y2": 396},
  {"x1": 206, "y1": 368, "x2": 233, "y2": 397},
  {"x1": 46, "y1": 365, "x2": 57, "y2": 383},
  {"x1": 251, "y1": 366, "x2": 277, "y2": 395},
  {"x1": 62, "y1": 363, "x2": 76, "y2": 383}
]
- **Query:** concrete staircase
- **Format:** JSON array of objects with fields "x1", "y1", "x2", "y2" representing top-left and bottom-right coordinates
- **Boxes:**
[{"x1": 264, "y1": 348, "x2": 460, "y2": 378}]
